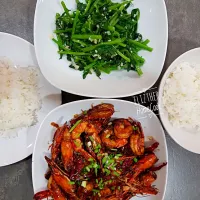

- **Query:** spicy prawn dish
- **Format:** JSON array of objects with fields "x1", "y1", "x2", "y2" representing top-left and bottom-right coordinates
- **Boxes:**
[{"x1": 33, "y1": 103, "x2": 167, "y2": 200}]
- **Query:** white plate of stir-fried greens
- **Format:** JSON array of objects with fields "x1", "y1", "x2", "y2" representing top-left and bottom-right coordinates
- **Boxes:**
[
  {"x1": 32, "y1": 99, "x2": 168, "y2": 200},
  {"x1": 34, "y1": 0, "x2": 168, "y2": 97}
]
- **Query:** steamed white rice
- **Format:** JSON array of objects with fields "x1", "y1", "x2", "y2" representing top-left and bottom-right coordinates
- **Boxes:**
[
  {"x1": 0, "y1": 58, "x2": 41, "y2": 131},
  {"x1": 163, "y1": 62, "x2": 200, "y2": 130}
]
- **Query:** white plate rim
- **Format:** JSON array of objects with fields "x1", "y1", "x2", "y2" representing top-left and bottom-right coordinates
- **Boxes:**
[
  {"x1": 0, "y1": 32, "x2": 34, "y2": 49},
  {"x1": 0, "y1": 32, "x2": 61, "y2": 166},
  {"x1": 32, "y1": 99, "x2": 168, "y2": 199},
  {"x1": 158, "y1": 47, "x2": 200, "y2": 154},
  {"x1": 33, "y1": 0, "x2": 169, "y2": 98}
]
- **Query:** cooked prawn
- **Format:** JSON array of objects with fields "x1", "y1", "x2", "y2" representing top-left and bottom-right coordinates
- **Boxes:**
[
  {"x1": 71, "y1": 121, "x2": 88, "y2": 140},
  {"x1": 129, "y1": 153, "x2": 158, "y2": 183},
  {"x1": 48, "y1": 176, "x2": 66, "y2": 200},
  {"x1": 101, "y1": 126, "x2": 128, "y2": 148},
  {"x1": 135, "y1": 185, "x2": 158, "y2": 195},
  {"x1": 139, "y1": 171, "x2": 157, "y2": 187},
  {"x1": 34, "y1": 104, "x2": 167, "y2": 200},
  {"x1": 114, "y1": 119, "x2": 133, "y2": 139},
  {"x1": 86, "y1": 103, "x2": 114, "y2": 120},
  {"x1": 130, "y1": 121, "x2": 144, "y2": 156},
  {"x1": 61, "y1": 128, "x2": 73, "y2": 172},
  {"x1": 45, "y1": 156, "x2": 76, "y2": 197},
  {"x1": 51, "y1": 124, "x2": 68, "y2": 161},
  {"x1": 71, "y1": 103, "x2": 114, "y2": 140},
  {"x1": 33, "y1": 190, "x2": 51, "y2": 200},
  {"x1": 72, "y1": 138, "x2": 94, "y2": 160}
]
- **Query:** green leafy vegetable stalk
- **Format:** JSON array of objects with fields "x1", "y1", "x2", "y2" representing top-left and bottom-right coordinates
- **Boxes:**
[{"x1": 53, "y1": 0, "x2": 153, "y2": 79}]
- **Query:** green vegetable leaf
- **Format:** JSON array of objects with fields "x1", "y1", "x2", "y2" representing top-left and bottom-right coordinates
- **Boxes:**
[
  {"x1": 53, "y1": 0, "x2": 152, "y2": 79},
  {"x1": 113, "y1": 171, "x2": 120, "y2": 176}
]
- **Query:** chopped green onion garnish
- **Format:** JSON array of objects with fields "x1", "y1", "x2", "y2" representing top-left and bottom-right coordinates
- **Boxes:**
[
  {"x1": 81, "y1": 181, "x2": 87, "y2": 188},
  {"x1": 73, "y1": 140, "x2": 80, "y2": 147},
  {"x1": 105, "y1": 169, "x2": 111, "y2": 175},
  {"x1": 89, "y1": 136, "x2": 94, "y2": 142},
  {"x1": 86, "y1": 166, "x2": 90, "y2": 172},
  {"x1": 69, "y1": 120, "x2": 82, "y2": 132},
  {"x1": 132, "y1": 126, "x2": 138, "y2": 131},
  {"x1": 114, "y1": 154, "x2": 122, "y2": 159},
  {"x1": 83, "y1": 110, "x2": 87, "y2": 115},
  {"x1": 92, "y1": 189, "x2": 100, "y2": 195},
  {"x1": 94, "y1": 168, "x2": 98, "y2": 176},
  {"x1": 69, "y1": 181, "x2": 75, "y2": 185},
  {"x1": 102, "y1": 156, "x2": 107, "y2": 165},
  {"x1": 113, "y1": 171, "x2": 120, "y2": 177},
  {"x1": 94, "y1": 144, "x2": 101, "y2": 153}
]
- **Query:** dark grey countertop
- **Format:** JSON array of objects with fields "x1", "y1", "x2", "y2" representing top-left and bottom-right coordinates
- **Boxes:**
[{"x1": 1, "y1": 0, "x2": 200, "y2": 200}]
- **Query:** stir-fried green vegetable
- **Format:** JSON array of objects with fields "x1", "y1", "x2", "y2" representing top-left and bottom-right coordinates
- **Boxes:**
[{"x1": 53, "y1": 0, "x2": 153, "y2": 79}]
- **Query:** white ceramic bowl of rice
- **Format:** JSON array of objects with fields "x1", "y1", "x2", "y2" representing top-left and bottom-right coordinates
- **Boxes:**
[
  {"x1": 0, "y1": 32, "x2": 61, "y2": 167},
  {"x1": 158, "y1": 48, "x2": 200, "y2": 154}
]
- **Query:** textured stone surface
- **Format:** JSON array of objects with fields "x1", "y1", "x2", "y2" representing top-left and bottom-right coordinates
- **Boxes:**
[{"x1": 1, "y1": 0, "x2": 200, "y2": 199}]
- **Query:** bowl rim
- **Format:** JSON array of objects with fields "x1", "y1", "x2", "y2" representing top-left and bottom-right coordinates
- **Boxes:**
[
  {"x1": 158, "y1": 47, "x2": 200, "y2": 154},
  {"x1": 33, "y1": 0, "x2": 169, "y2": 98}
]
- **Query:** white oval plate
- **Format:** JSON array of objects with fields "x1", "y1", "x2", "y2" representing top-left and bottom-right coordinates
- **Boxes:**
[
  {"x1": 158, "y1": 48, "x2": 200, "y2": 154},
  {"x1": 32, "y1": 99, "x2": 168, "y2": 200},
  {"x1": 34, "y1": 0, "x2": 168, "y2": 98},
  {"x1": 0, "y1": 32, "x2": 61, "y2": 167}
]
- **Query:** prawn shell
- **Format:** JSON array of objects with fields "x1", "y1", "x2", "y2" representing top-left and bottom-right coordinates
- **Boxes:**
[
  {"x1": 33, "y1": 190, "x2": 51, "y2": 200},
  {"x1": 48, "y1": 176, "x2": 66, "y2": 200},
  {"x1": 113, "y1": 119, "x2": 133, "y2": 139},
  {"x1": 87, "y1": 103, "x2": 114, "y2": 120},
  {"x1": 101, "y1": 126, "x2": 128, "y2": 148}
]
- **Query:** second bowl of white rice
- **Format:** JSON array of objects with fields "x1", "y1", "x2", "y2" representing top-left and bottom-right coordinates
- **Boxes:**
[{"x1": 158, "y1": 47, "x2": 200, "y2": 154}]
